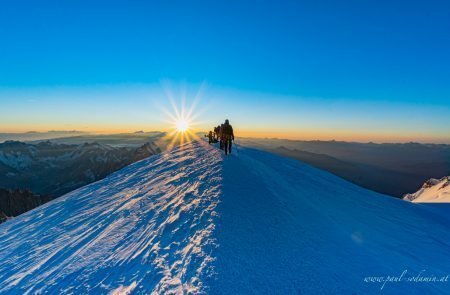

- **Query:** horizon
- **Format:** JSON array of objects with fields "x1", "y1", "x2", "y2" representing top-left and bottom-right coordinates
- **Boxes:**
[
  {"x1": 1, "y1": 1, "x2": 450, "y2": 144},
  {"x1": 1, "y1": 129, "x2": 449, "y2": 145}
]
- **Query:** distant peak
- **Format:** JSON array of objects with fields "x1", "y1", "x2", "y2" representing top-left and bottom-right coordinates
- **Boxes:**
[{"x1": 404, "y1": 176, "x2": 450, "y2": 203}]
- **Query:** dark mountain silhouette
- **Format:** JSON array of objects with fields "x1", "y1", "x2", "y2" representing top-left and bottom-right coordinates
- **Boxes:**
[{"x1": 0, "y1": 188, "x2": 52, "y2": 223}]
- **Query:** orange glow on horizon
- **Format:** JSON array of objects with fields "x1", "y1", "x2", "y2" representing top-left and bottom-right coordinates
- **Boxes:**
[{"x1": 0, "y1": 125, "x2": 449, "y2": 144}]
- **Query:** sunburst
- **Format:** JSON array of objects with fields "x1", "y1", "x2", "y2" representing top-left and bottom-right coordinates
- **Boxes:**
[{"x1": 159, "y1": 83, "x2": 207, "y2": 151}]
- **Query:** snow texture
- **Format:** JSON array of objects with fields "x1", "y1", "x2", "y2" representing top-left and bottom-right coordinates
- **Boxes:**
[{"x1": 1, "y1": 141, "x2": 450, "y2": 294}]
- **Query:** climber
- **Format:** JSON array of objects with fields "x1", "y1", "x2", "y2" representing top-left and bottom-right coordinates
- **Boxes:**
[
  {"x1": 221, "y1": 119, "x2": 234, "y2": 155},
  {"x1": 205, "y1": 131, "x2": 214, "y2": 144}
]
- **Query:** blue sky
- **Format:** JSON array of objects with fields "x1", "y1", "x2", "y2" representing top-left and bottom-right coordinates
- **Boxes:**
[{"x1": 1, "y1": 0, "x2": 449, "y2": 142}]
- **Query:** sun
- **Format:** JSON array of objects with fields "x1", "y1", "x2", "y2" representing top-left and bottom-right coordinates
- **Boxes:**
[
  {"x1": 176, "y1": 118, "x2": 189, "y2": 132},
  {"x1": 158, "y1": 83, "x2": 208, "y2": 151}
]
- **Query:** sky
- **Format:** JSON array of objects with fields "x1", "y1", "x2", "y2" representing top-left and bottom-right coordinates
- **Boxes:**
[{"x1": 1, "y1": 0, "x2": 449, "y2": 143}]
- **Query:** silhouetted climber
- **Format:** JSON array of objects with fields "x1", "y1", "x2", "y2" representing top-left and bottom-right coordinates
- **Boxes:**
[
  {"x1": 221, "y1": 119, "x2": 234, "y2": 155},
  {"x1": 214, "y1": 125, "x2": 220, "y2": 141},
  {"x1": 219, "y1": 124, "x2": 225, "y2": 150},
  {"x1": 205, "y1": 131, "x2": 214, "y2": 144}
]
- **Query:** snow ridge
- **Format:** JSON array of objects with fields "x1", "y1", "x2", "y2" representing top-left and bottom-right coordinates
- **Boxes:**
[
  {"x1": 0, "y1": 141, "x2": 222, "y2": 294},
  {"x1": 1, "y1": 141, "x2": 450, "y2": 294},
  {"x1": 404, "y1": 176, "x2": 450, "y2": 203}
]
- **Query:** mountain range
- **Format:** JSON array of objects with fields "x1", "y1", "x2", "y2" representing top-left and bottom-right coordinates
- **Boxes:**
[{"x1": 0, "y1": 140, "x2": 161, "y2": 221}]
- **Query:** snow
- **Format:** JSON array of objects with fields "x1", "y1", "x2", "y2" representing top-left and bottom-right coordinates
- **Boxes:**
[
  {"x1": 404, "y1": 176, "x2": 450, "y2": 203},
  {"x1": 1, "y1": 141, "x2": 450, "y2": 294},
  {"x1": 0, "y1": 142, "x2": 221, "y2": 294},
  {"x1": 0, "y1": 150, "x2": 33, "y2": 169}
]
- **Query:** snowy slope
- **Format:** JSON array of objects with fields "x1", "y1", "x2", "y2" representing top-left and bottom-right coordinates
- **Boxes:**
[
  {"x1": 404, "y1": 176, "x2": 450, "y2": 203},
  {"x1": 0, "y1": 142, "x2": 222, "y2": 294},
  {"x1": 1, "y1": 141, "x2": 450, "y2": 294}
]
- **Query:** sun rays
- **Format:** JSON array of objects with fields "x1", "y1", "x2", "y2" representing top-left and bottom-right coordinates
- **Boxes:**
[{"x1": 159, "y1": 83, "x2": 207, "y2": 151}]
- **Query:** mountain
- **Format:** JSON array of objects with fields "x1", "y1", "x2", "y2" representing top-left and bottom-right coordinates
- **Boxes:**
[
  {"x1": 404, "y1": 176, "x2": 450, "y2": 202},
  {"x1": 0, "y1": 141, "x2": 161, "y2": 221},
  {"x1": 33, "y1": 131, "x2": 167, "y2": 148},
  {"x1": 0, "y1": 188, "x2": 52, "y2": 223},
  {"x1": 1, "y1": 142, "x2": 450, "y2": 294},
  {"x1": 269, "y1": 146, "x2": 420, "y2": 197},
  {"x1": 0, "y1": 140, "x2": 161, "y2": 196},
  {"x1": 240, "y1": 138, "x2": 450, "y2": 197},
  {"x1": 0, "y1": 131, "x2": 88, "y2": 143}
]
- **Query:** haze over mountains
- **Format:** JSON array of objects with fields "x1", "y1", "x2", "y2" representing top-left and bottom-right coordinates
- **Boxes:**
[
  {"x1": 32, "y1": 131, "x2": 167, "y2": 147},
  {"x1": 0, "y1": 131, "x2": 88, "y2": 143},
  {"x1": 240, "y1": 138, "x2": 450, "y2": 198}
]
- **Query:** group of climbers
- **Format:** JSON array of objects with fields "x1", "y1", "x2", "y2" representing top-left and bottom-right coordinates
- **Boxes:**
[{"x1": 205, "y1": 119, "x2": 235, "y2": 155}]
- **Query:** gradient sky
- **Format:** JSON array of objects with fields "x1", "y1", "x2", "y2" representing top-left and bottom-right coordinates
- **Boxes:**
[{"x1": 1, "y1": 0, "x2": 449, "y2": 143}]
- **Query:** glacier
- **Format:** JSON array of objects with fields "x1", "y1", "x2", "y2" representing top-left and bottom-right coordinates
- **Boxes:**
[{"x1": 0, "y1": 141, "x2": 450, "y2": 294}]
